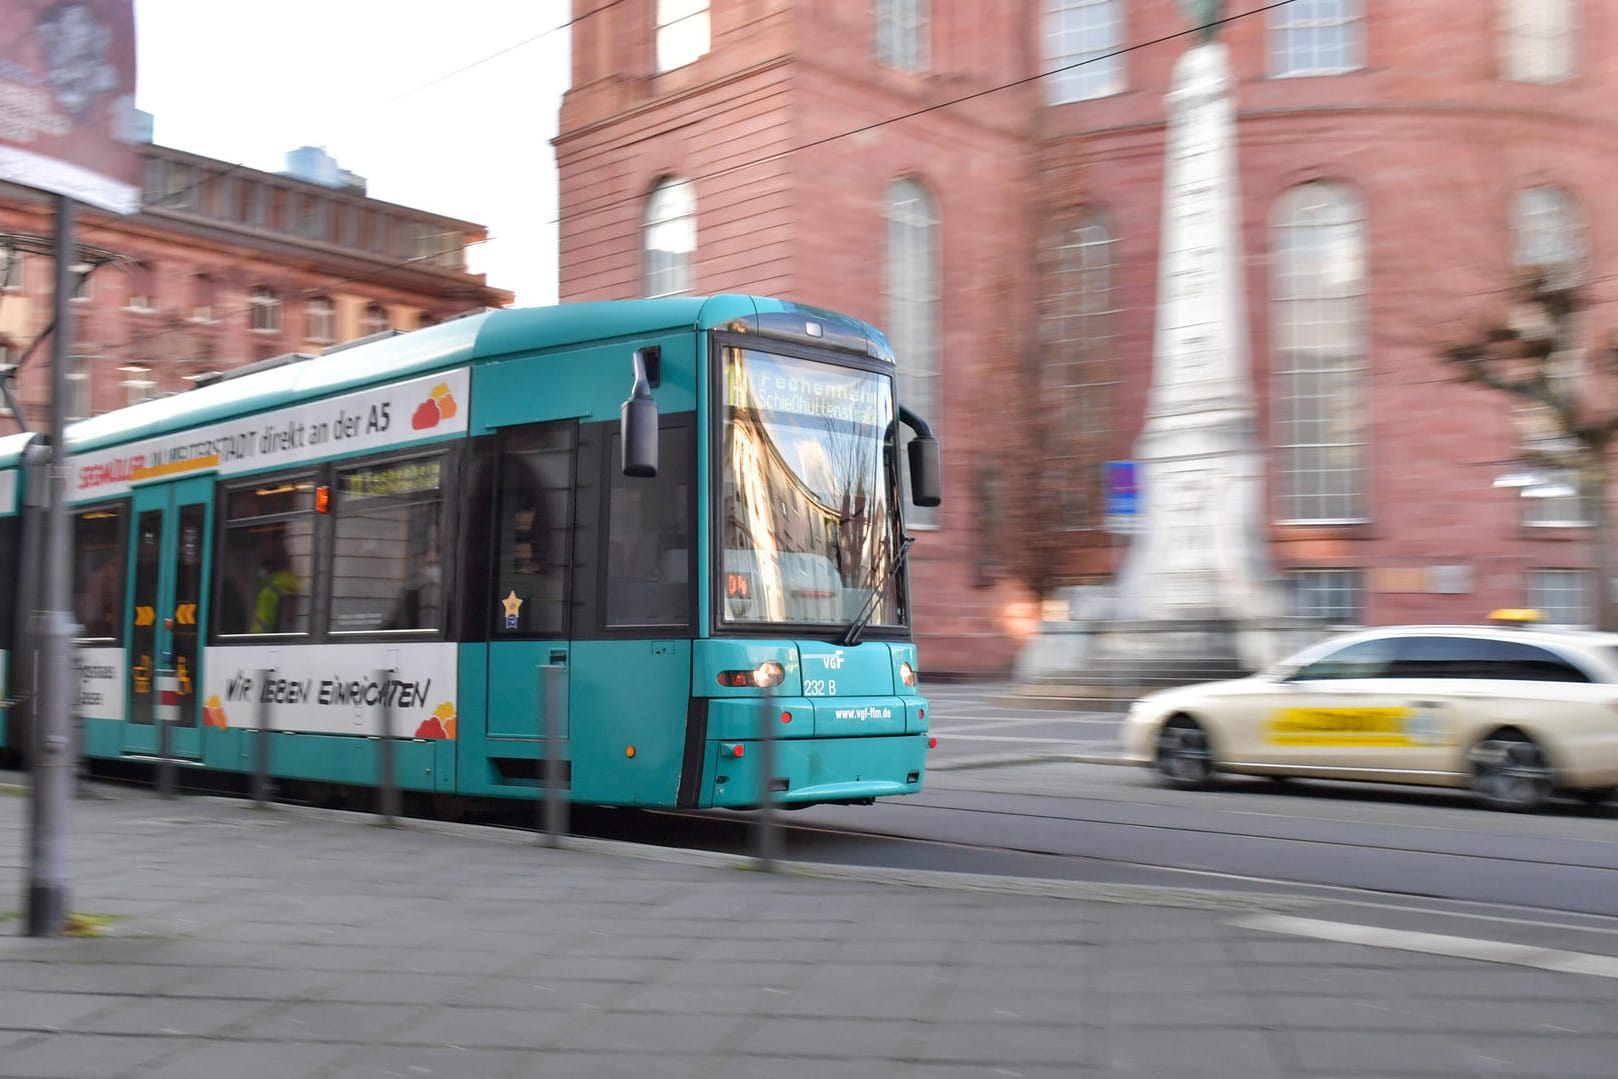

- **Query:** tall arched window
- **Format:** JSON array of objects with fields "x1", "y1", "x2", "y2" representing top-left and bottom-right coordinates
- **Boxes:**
[
  {"x1": 1511, "y1": 184, "x2": 1583, "y2": 285},
  {"x1": 885, "y1": 178, "x2": 940, "y2": 527},
  {"x1": 1044, "y1": 212, "x2": 1118, "y2": 529},
  {"x1": 1512, "y1": 184, "x2": 1586, "y2": 527},
  {"x1": 643, "y1": 178, "x2": 696, "y2": 298},
  {"x1": 1271, "y1": 182, "x2": 1367, "y2": 524}
]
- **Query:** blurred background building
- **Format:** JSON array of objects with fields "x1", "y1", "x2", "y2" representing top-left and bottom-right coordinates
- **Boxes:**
[
  {"x1": 0, "y1": 138, "x2": 511, "y2": 429},
  {"x1": 556, "y1": 0, "x2": 1618, "y2": 676}
]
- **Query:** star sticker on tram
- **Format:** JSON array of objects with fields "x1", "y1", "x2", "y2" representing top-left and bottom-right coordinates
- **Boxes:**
[{"x1": 502, "y1": 590, "x2": 523, "y2": 618}]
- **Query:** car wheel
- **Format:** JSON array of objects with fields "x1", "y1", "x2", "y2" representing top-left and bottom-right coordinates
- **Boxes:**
[
  {"x1": 1154, "y1": 716, "x2": 1216, "y2": 790},
  {"x1": 1468, "y1": 733, "x2": 1555, "y2": 811},
  {"x1": 1572, "y1": 787, "x2": 1613, "y2": 807}
]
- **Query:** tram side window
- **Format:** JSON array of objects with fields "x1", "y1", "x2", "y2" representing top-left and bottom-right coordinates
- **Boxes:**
[
  {"x1": 330, "y1": 455, "x2": 446, "y2": 633},
  {"x1": 218, "y1": 477, "x2": 315, "y2": 636},
  {"x1": 0, "y1": 516, "x2": 17, "y2": 651},
  {"x1": 494, "y1": 424, "x2": 575, "y2": 636},
  {"x1": 606, "y1": 423, "x2": 691, "y2": 627},
  {"x1": 72, "y1": 505, "x2": 126, "y2": 641}
]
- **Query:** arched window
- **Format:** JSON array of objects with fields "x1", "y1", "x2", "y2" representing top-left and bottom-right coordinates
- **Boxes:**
[
  {"x1": 1512, "y1": 184, "x2": 1586, "y2": 527},
  {"x1": 1511, "y1": 184, "x2": 1583, "y2": 285},
  {"x1": 643, "y1": 178, "x2": 696, "y2": 298},
  {"x1": 1271, "y1": 181, "x2": 1367, "y2": 524},
  {"x1": 1501, "y1": 0, "x2": 1577, "y2": 83},
  {"x1": 885, "y1": 177, "x2": 940, "y2": 527},
  {"x1": 876, "y1": 0, "x2": 928, "y2": 73},
  {"x1": 249, "y1": 285, "x2": 281, "y2": 333},
  {"x1": 1043, "y1": 0, "x2": 1123, "y2": 104},
  {"x1": 1043, "y1": 212, "x2": 1118, "y2": 528},
  {"x1": 189, "y1": 273, "x2": 215, "y2": 322}
]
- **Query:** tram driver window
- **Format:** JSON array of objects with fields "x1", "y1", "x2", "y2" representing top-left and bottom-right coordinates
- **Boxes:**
[
  {"x1": 72, "y1": 505, "x2": 126, "y2": 641},
  {"x1": 218, "y1": 478, "x2": 315, "y2": 636}
]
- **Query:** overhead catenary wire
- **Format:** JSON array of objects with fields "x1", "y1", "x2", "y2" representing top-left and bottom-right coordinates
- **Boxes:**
[{"x1": 70, "y1": 0, "x2": 1291, "y2": 364}]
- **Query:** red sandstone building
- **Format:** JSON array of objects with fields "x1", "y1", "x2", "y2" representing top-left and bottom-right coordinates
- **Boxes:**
[
  {"x1": 557, "y1": 0, "x2": 1617, "y2": 676},
  {"x1": 0, "y1": 142, "x2": 511, "y2": 428}
]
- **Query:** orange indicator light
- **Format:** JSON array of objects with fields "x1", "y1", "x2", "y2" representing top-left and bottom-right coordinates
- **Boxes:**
[{"x1": 626, "y1": 746, "x2": 636, "y2": 758}]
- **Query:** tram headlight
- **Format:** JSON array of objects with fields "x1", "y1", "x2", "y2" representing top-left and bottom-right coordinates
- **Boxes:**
[
  {"x1": 899, "y1": 661, "x2": 917, "y2": 687},
  {"x1": 716, "y1": 661, "x2": 785, "y2": 689}
]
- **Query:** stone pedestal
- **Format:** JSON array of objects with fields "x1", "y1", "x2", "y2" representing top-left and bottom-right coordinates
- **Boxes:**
[{"x1": 1019, "y1": 38, "x2": 1289, "y2": 688}]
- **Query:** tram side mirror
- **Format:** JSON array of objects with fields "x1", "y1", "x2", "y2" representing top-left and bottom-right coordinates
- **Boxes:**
[
  {"x1": 908, "y1": 434, "x2": 942, "y2": 507},
  {"x1": 621, "y1": 346, "x2": 661, "y2": 478}
]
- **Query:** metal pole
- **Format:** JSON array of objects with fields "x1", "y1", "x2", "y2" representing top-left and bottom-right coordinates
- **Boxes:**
[
  {"x1": 25, "y1": 195, "x2": 77, "y2": 936},
  {"x1": 156, "y1": 658, "x2": 176, "y2": 798},
  {"x1": 542, "y1": 663, "x2": 567, "y2": 845},
  {"x1": 252, "y1": 667, "x2": 272, "y2": 807},
  {"x1": 376, "y1": 667, "x2": 399, "y2": 824},
  {"x1": 755, "y1": 683, "x2": 779, "y2": 870}
]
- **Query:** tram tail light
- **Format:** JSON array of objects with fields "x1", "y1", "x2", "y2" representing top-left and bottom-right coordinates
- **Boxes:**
[{"x1": 716, "y1": 661, "x2": 785, "y2": 689}]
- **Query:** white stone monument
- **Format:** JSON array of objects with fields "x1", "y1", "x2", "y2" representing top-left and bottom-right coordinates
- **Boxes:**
[{"x1": 1017, "y1": 6, "x2": 1289, "y2": 686}]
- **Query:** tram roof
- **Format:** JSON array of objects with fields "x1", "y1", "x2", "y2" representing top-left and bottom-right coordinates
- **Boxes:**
[
  {"x1": 0, "y1": 431, "x2": 39, "y2": 468},
  {"x1": 62, "y1": 295, "x2": 890, "y2": 456}
]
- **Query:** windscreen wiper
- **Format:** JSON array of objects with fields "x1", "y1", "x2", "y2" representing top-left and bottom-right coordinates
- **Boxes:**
[{"x1": 840, "y1": 534, "x2": 915, "y2": 647}]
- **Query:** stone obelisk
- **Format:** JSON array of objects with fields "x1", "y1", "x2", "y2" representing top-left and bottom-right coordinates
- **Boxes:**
[{"x1": 1106, "y1": 4, "x2": 1285, "y2": 671}]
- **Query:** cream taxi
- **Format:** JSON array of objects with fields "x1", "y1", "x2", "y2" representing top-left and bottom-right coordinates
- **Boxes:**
[{"x1": 1120, "y1": 613, "x2": 1618, "y2": 810}]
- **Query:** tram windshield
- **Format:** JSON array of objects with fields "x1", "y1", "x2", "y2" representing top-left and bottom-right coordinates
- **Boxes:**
[{"x1": 719, "y1": 346, "x2": 905, "y2": 630}]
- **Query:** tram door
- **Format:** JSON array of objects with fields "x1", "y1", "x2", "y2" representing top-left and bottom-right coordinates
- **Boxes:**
[
  {"x1": 122, "y1": 477, "x2": 212, "y2": 758},
  {"x1": 485, "y1": 422, "x2": 577, "y2": 774}
]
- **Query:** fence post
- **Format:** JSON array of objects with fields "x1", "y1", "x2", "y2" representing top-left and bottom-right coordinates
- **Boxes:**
[
  {"x1": 156, "y1": 661, "x2": 178, "y2": 798},
  {"x1": 755, "y1": 683, "x2": 779, "y2": 870},
  {"x1": 252, "y1": 667, "x2": 273, "y2": 807},
  {"x1": 376, "y1": 666, "x2": 399, "y2": 825},
  {"x1": 541, "y1": 662, "x2": 568, "y2": 845}
]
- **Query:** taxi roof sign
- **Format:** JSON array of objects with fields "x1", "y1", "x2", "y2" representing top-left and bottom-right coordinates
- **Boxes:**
[{"x1": 1488, "y1": 608, "x2": 1545, "y2": 626}]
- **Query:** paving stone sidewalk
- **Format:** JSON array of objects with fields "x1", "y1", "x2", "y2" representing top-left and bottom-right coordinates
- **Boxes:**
[{"x1": 4, "y1": 778, "x2": 1618, "y2": 1078}]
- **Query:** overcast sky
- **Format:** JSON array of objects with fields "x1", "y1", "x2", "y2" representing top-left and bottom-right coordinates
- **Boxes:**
[{"x1": 132, "y1": 0, "x2": 571, "y2": 306}]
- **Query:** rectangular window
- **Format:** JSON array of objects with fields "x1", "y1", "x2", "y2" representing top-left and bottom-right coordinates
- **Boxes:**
[
  {"x1": 330, "y1": 455, "x2": 446, "y2": 634},
  {"x1": 876, "y1": 0, "x2": 929, "y2": 73},
  {"x1": 1290, "y1": 569, "x2": 1362, "y2": 626},
  {"x1": 72, "y1": 504, "x2": 126, "y2": 641},
  {"x1": 493, "y1": 424, "x2": 576, "y2": 637},
  {"x1": 1522, "y1": 466, "x2": 1587, "y2": 527},
  {"x1": 1527, "y1": 568, "x2": 1590, "y2": 627},
  {"x1": 1502, "y1": 0, "x2": 1576, "y2": 83},
  {"x1": 1043, "y1": 0, "x2": 1123, "y2": 104},
  {"x1": 656, "y1": 0, "x2": 709, "y2": 72},
  {"x1": 1270, "y1": 0, "x2": 1363, "y2": 77},
  {"x1": 218, "y1": 476, "x2": 316, "y2": 636}
]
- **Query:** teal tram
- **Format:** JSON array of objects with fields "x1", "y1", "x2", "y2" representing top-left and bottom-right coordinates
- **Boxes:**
[{"x1": 0, "y1": 297, "x2": 942, "y2": 808}]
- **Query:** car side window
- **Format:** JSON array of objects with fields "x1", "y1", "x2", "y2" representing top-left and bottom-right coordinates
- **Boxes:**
[
  {"x1": 1291, "y1": 637, "x2": 1397, "y2": 680},
  {"x1": 1388, "y1": 635, "x2": 1592, "y2": 682}
]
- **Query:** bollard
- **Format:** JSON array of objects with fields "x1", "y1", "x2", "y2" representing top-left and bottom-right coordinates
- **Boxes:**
[
  {"x1": 755, "y1": 682, "x2": 779, "y2": 870},
  {"x1": 541, "y1": 663, "x2": 568, "y2": 845},
  {"x1": 252, "y1": 667, "x2": 273, "y2": 807},
  {"x1": 156, "y1": 665, "x2": 179, "y2": 798},
  {"x1": 376, "y1": 667, "x2": 399, "y2": 824}
]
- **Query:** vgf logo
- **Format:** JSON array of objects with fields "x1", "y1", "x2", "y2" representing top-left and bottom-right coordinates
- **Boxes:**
[{"x1": 808, "y1": 649, "x2": 845, "y2": 670}]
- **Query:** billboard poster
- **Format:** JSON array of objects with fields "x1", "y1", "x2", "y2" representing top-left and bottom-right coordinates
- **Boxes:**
[{"x1": 0, "y1": 1, "x2": 140, "y2": 214}]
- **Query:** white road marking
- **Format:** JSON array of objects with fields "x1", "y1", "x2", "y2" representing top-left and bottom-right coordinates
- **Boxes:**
[{"x1": 1233, "y1": 914, "x2": 1618, "y2": 979}]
